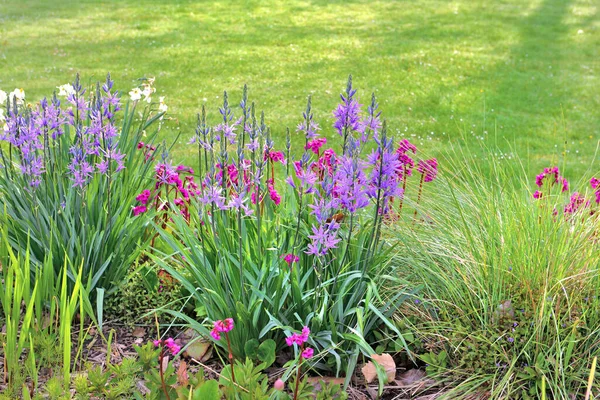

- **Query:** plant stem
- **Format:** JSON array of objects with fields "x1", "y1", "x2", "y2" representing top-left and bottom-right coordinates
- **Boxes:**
[
  {"x1": 398, "y1": 165, "x2": 408, "y2": 216},
  {"x1": 413, "y1": 173, "x2": 425, "y2": 223},
  {"x1": 293, "y1": 355, "x2": 304, "y2": 400},
  {"x1": 158, "y1": 347, "x2": 171, "y2": 400},
  {"x1": 225, "y1": 332, "x2": 236, "y2": 384}
]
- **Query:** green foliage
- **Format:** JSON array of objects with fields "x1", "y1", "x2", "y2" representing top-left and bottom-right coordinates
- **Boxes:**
[
  {"x1": 245, "y1": 338, "x2": 277, "y2": 369},
  {"x1": 315, "y1": 380, "x2": 349, "y2": 400},
  {"x1": 0, "y1": 230, "x2": 92, "y2": 395},
  {"x1": 219, "y1": 358, "x2": 274, "y2": 400},
  {"x1": 396, "y1": 144, "x2": 600, "y2": 398},
  {"x1": 420, "y1": 350, "x2": 448, "y2": 377},
  {"x1": 0, "y1": 76, "x2": 163, "y2": 300},
  {"x1": 104, "y1": 263, "x2": 185, "y2": 325}
]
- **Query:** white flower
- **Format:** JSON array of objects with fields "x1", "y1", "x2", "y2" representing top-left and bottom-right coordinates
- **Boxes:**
[
  {"x1": 0, "y1": 90, "x2": 6, "y2": 105},
  {"x1": 57, "y1": 84, "x2": 75, "y2": 97},
  {"x1": 142, "y1": 85, "x2": 155, "y2": 103},
  {"x1": 0, "y1": 108, "x2": 4, "y2": 122},
  {"x1": 158, "y1": 96, "x2": 168, "y2": 113},
  {"x1": 129, "y1": 87, "x2": 142, "y2": 101},
  {"x1": 9, "y1": 88, "x2": 25, "y2": 105}
]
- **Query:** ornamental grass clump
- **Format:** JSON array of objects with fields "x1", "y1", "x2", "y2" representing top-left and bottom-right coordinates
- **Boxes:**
[
  {"x1": 395, "y1": 140, "x2": 600, "y2": 399},
  {"x1": 0, "y1": 74, "x2": 164, "y2": 299},
  {"x1": 149, "y1": 76, "x2": 433, "y2": 379}
]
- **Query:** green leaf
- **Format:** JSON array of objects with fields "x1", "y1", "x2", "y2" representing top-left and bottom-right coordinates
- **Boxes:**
[
  {"x1": 244, "y1": 339, "x2": 260, "y2": 359},
  {"x1": 256, "y1": 339, "x2": 276, "y2": 369}
]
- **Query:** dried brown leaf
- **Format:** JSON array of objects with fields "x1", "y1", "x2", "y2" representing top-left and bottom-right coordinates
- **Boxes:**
[{"x1": 361, "y1": 353, "x2": 396, "y2": 384}]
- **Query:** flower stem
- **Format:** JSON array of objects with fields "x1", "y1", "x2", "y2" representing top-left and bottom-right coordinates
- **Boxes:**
[
  {"x1": 413, "y1": 173, "x2": 425, "y2": 223},
  {"x1": 158, "y1": 347, "x2": 171, "y2": 400},
  {"x1": 293, "y1": 355, "x2": 304, "y2": 400},
  {"x1": 225, "y1": 332, "x2": 236, "y2": 385}
]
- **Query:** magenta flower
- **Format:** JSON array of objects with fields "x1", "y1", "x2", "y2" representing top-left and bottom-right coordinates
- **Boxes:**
[
  {"x1": 268, "y1": 151, "x2": 286, "y2": 164},
  {"x1": 282, "y1": 253, "x2": 299, "y2": 266},
  {"x1": 301, "y1": 348, "x2": 314, "y2": 359},
  {"x1": 533, "y1": 190, "x2": 542, "y2": 199},
  {"x1": 136, "y1": 189, "x2": 151, "y2": 204},
  {"x1": 417, "y1": 158, "x2": 438, "y2": 182},
  {"x1": 305, "y1": 138, "x2": 327, "y2": 155},
  {"x1": 133, "y1": 205, "x2": 147, "y2": 216},
  {"x1": 210, "y1": 329, "x2": 221, "y2": 341},
  {"x1": 268, "y1": 185, "x2": 281, "y2": 205},
  {"x1": 564, "y1": 192, "x2": 588, "y2": 214},
  {"x1": 153, "y1": 338, "x2": 181, "y2": 356},
  {"x1": 591, "y1": 177, "x2": 600, "y2": 190},
  {"x1": 286, "y1": 326, "x2": 310, "y2": 346}
]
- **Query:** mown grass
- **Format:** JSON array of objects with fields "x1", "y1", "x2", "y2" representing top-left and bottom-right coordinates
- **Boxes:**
[{"x1": 0, "y1": 0, "x2": 598, "y2": 176}]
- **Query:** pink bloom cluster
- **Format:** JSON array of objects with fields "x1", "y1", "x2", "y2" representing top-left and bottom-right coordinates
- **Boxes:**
[
  {"x1": 153, "y1": 337, "x2": 181, "y2": 355},
  {"x1": 285, "y1": 326, "x2": 313, "y2": 359},
  {"x1": 417, "y1": 158, "x2": 438, "y2": 182},
  {"x1": 137, "y1": 141, "x2": 157, "y2": 162},
  {"x1": 591, "y1": 177, "x2": 600, "y2": 204},
  {"x1": 210, "y1": 318, "x2": 234, "y2": 341},
  {"x1": 282, "y1": 253, "x2": 300, "y2": 266},
  {"x1": 564, "y1": 192, "x2": 589, "y2": 215},
  {"x1": 534, "y1": 166, "x2": 569, "y2": 195},
  {"x1": 396, "y1": 139, "x2": 417, "y2": 176},
  {"x1": 133, "y1": 163, "x2": 199, "y2": 220},
  {"x1": 305, "y1": 138, "x2": 327, "y2": 155}
]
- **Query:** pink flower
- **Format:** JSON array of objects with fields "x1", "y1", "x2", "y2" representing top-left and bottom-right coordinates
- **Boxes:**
[
  {"x1": 300, "y1": 326, "x2": 310, "y2": 341},
  {"x1": 286, "y1": 326, "x2": 311, "y2": 347},
  {"x1": 417, "y1": 158, "x2": 438, "y2": 182},
  {"x1": 301, "y1": 347, "x2": 314, "y2": 359},
  {"x1": 136, "y1": 189, "x2": 152, "y2": 204},
  {"x1": 274, "y1": 379, "x2": 285, "y2": 391},
  {"x1": 153, "y1": 340, "x2": 161, "y2": 347},
  {"x1": 305, "y1": 138, "x2": 327, "y2": 154},
  {"x1": 210, "y1": 328, "x2": 221, "y2": 341},
  {"x1": 533, "y1": 190, "x2": 542, "y2": 199},
  {"x1": 269, "y1": 187, "x2": 281, "y2": 205},
  {"x1": 133, "y1": 205, "x2": 147, "y2": 216},
  {"x1": 282, "y1": 253, "x2": 299, "y2": 266},
  {"x1": 591, "y1": 177, "x2": 600, "y2": 189},
  {"x1": 560, "y1": 177, "x2": 569, "y2": 193},
  {"x1": 164, "y1": 338, "x2": 181, "y2": 355},
  {"x1": 214, "y1": 318, "x2": 234, "y2": 333},
  {"x1": 267, "y1": 151, "x2": 285, "y2": 163},
  {"x1": 397, "y1": 139, "x2": 417, "y2": 155}
]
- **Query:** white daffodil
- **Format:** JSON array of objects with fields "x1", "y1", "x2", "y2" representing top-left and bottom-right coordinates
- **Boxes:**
[
  {"x1": 9, "y1": 88, "x2": 25, "y2": 105},
  {"x1": 142, "y1": 85, "x2": 155, "y2": 103},
  {"x1": 57, "y1": 84, "x2": 75, "y2": 97},
  {"x1": 129, "y1": 87, "x2": 142, "y2": 101},
  {"x1": 158, "y1": 96, "x2": 168, "y2": 113},
  {"x1": 0, "y1": 90, "x2": 6, "y2": 105},
  {"x1": 0, "y1": 108, "x2": 5, "y2": 122}
]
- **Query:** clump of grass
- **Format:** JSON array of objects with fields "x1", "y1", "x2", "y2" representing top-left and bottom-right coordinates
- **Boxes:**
[{"x1": 394, "y1": 141, "x2": 600, "y2": 399}]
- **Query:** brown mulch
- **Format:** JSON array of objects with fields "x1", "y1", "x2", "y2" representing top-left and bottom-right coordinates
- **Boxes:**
[{"x1": 1, "y1": 319, "x2": 452, "y2": 399}]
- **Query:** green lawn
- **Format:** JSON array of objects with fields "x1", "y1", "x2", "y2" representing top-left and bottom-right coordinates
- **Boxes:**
[{"x1": 0, "y1": 0, "x2": 598, "y2": 177}]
